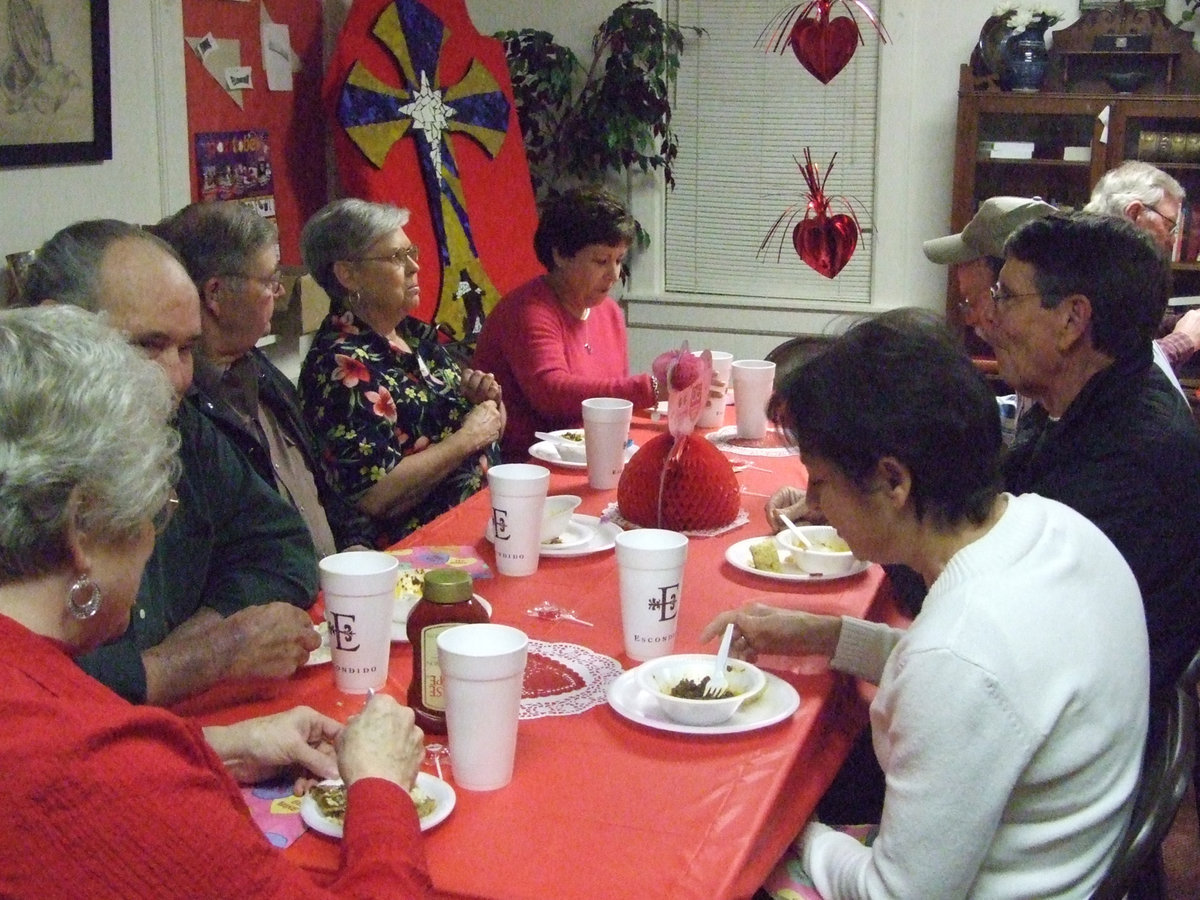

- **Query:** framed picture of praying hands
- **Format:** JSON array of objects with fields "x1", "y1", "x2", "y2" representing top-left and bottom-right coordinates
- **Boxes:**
[{"x1": 0, "y1": 0, "x2": 112, "y2": 168}]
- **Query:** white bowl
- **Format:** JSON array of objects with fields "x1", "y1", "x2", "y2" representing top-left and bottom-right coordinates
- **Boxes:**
[
  {"x1": 637, "y1": 653, "x2": 767, "y2": 726},
  {"x1": 550, "y1": 429, "x2": 587, "y2": 463},
  {"x1": 774, "y1": 525, "x2": 858, "y2": 576},
  {"x1": 540, "y1": 494, "x2": 582, "y2": 542}
]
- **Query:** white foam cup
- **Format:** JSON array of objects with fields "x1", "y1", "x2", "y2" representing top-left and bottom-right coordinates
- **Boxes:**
[
  {"x1": 487, "y1": 463, "x2": 550, "y2": 576},
  {"x1": 437, "y1": 624, "x2": 529, "y2": 790},
  {"x1": 614, "y1": 529, "x2": 688, "y2": 661},
  {"x1": 320, "y1": 551, "x2": 399, "y2": 693}
]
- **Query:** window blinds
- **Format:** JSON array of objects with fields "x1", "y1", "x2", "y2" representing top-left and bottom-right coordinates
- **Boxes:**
[{"x1": 665, "y1": 0, "x2": 881, "y2": 304}]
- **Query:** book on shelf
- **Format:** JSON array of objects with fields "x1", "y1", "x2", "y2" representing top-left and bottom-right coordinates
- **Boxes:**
[{"x1": 977, "y1": 141, "x2": 1035, "y2": 160}]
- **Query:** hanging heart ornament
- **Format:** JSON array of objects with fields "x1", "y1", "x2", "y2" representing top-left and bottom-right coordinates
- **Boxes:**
[
  {"x1": 758, "y1": 1, "x2": 888, "y2": 86},
  {"x1": 793, "y1": 212, "x2": 858, "y2": 278},
  {"x1": 788, "y1": 13, "x2": 861, "y2": 85},
  {"x1": 757, "y1": 147, "x2": 865, "y2": 280}
]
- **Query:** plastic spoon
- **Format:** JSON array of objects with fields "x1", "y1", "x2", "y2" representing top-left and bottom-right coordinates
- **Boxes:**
[
  {"x1": 707, "y1": 622, "x2": 735, "y2": 697},
  {"x1": 778, "y1": 513, "x2": 816, "y2": 550}
]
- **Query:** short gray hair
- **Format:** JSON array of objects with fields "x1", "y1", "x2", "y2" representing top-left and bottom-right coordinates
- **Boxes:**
[
  {"x1": 1083, "y1": 161, "x2": 1185, "y2": 218},
  {"x1": 301, "y1": 199, "x2": 409, "y2": 303},
  {"x1": 21, "y1": 219, "x2": 183, "y2": 311},
  {"x1": 0, "y1": 306, "x2": 180, "y2": 583},
  {"x1": 154, "y1": 201, "x2": 278, "y2": 288}
]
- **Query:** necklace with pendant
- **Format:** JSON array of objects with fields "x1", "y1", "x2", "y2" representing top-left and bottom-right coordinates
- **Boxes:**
[{"x1": 581, "y1": 307, "x2": 591, "y2": 354}]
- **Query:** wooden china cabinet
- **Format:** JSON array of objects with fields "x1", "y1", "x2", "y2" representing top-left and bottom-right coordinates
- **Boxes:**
[{"x1": 947, "y1": 3, "x2": 1200, "y2": 363}]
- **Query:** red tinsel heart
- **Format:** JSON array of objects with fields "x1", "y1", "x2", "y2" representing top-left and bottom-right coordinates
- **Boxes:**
[
  {"x1": 788, "y1": 15, "x2": 860, "y2": 84},
  {"x1": 793, "y1": 214, "x2": 859, "y2": 278}
]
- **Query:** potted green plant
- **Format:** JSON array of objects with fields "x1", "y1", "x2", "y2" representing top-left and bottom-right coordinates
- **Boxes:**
[{"x1": 496, "y1": 1, "x2": 702, "y2": 253}]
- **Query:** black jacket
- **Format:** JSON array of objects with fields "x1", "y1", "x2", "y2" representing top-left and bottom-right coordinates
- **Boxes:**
[
  {"x1": 189, "y1": 349, "x2": 374, "y2": 551},
  {"x1": 1003, "y1": 348, "x2": 1200, "y2": 698}
]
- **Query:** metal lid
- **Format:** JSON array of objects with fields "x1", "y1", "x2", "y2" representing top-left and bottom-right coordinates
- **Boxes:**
[{"x1": 422, "y1": 569, "x2": 473, "y2": 604}]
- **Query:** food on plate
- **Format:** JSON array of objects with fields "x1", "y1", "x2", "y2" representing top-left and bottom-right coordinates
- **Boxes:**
[
  {"x1": 560, "y1": 430, "x2": 584, "y2": 443},
  {"x1": 396, "y1": 567, "x2": 426, "y2": 600},
  {"x1": 813, "y1": 535, "x2": 851, "y2": 553},
  {"x1": 749, "y1": 539, "x2": 782, "y2": 572},
  {"x1": 669, "y1": 676, "x2": 735, "y2": 700},
  {"x1": 617, "y1": 433, "x2": 740, "y2": 531},
  {"x1": 308, "y1": 781, "x2": 435, "y2": 825}
]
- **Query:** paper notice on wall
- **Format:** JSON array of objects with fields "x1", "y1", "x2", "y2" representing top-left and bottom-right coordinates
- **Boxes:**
[
  {"x1": 261, "y1": 2, "x2": 299, "y2": 91},
  {"x1": 225, "y1": 66, "x2": 254, "y2": 92},
  {"x1": 186, "y1": 35, "x2": 245, "y2": 108},
  {"x1": 262, "y1": 23, "x2": 293, "y2": 91}
]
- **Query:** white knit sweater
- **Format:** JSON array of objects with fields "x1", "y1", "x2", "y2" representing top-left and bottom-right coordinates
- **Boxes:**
[{"x1": 804, "y1": 493, "x2": 1149, "y2": 899}]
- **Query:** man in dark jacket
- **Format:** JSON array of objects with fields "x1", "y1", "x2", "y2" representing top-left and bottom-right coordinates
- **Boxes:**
[
  {"x1": 994, "y1": 212, "x2": 1200, "y2": 698},
  {"x1": 24, "y1": 220, "x2": 320, "y2": 704},
  {"x1": 155, "y1": 201, "x2": 372, "y2": 555}
]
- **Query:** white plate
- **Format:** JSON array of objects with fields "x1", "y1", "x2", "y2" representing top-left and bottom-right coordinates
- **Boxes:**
[
  {"x1": 528, "y1": 440, "x2": 638, "y2": 469},
  {"x1": 724, "y1": 537, "x2": 871, "y2": 582},
  {"x1": 304, "y1": 622, "x2": 332, "y2": 667},
  {"x1": 606, "y1": 664, "x2": 800, "y2": 735},
  {"x1": 391, "y1": 594, "x2": 492, "y2": 643},
  {"x1": 541, "y1": 517, "x2": 594, "y2": 551},
  {"x1": 301, "y1": 772, "x2": 456, "y2": 838},
  {"x1": 538, "y1": 514, "x2": 623, "y2": 557}
]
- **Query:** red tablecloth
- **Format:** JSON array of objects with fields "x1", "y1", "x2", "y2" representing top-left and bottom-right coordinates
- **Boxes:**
[{"x1": 177, "y1": 408, "x2": 897, "y2": 900}]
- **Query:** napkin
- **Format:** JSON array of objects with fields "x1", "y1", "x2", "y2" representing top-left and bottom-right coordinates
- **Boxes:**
[
  {"x1": 241, "y1": 777, "x2": 306, "y2": 848},
  {"x1": 388, "y1": 545, "x2": 493, "y2": 580}
]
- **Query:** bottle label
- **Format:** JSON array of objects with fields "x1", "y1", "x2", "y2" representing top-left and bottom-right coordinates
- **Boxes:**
[{"x1": 419, "y1": 623, "x2": 458, "y2": 712}]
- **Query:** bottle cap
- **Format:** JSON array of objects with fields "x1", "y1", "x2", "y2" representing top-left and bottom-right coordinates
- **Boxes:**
[{"x1": 422, "y1": 569, "x2": 473, "y2": 604}]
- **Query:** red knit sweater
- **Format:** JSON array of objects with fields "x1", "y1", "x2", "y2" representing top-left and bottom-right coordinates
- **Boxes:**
[
  {"x1": 0, "y1": 613, "x2": 432, "y2": 899},
  {"x1": 472, "y1": 275, "x2": 656, "y2": 462}
]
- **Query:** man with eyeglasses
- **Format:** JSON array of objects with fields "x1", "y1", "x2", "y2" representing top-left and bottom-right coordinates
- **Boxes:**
[
  {"x1": 22, "y1": 219, "x2": 321, "y2": 706},
  {"x1": 154, "y1": 202, "x2": 372, "y2": 558},
  {"x1": 993, "y1": 212, "x2": 1200, "y2": 702},
  {"x1": 1084, "y1": 159, "x2": 1200, "y2": 374}
]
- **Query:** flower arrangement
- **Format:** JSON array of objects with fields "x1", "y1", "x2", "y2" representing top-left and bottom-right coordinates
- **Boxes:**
[{"x1": 992, "y1": 3, "x2": 1063, "y2": 33}]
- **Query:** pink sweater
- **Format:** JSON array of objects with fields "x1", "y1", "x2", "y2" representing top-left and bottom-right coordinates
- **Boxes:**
[
  {"x1": 473, "y1": 276, "x2": 655, "y2": 461},
  {"x1": 0, "y1": 613, "x2": 432, "y2": 899}
]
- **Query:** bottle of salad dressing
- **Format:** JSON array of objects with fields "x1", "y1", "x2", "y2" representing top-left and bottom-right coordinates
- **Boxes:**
[{"x1": 406, "y1": 569, "x2": 487, "y2": 732}]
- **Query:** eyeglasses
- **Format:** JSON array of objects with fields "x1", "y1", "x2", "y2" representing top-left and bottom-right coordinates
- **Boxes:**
[
  {"x1": 1146, "y1": 205, "x2": 1181, "y2": 235},
  {"x1": 153, "y1": 491, "x2": 179, "y2": 535},
  {"x1": 224, "y1": 270, "x2": 284, "y2": 292},
  {"x1": 354, "y1": 244, "x2": 420, "y2": 268},
  {"x1": 989, "y1": 283, "x2": 1044, "y2": 307}
]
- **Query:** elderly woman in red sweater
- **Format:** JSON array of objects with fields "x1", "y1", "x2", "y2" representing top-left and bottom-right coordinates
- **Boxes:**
[
  {"x1": 473, "y1": 186, "x2": 667, "y2": 461},
  {"x1": 0, "y1": 306, "x2": 431, "y2": 899}
]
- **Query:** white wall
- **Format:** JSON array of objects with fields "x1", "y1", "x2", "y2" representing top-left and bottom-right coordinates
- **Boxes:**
[
  {"x1": 0, "y1": 0, "x2": 188, "y2": 274},
  {"x1": 5, "y1": 1, "x2": 1194, "y2": 355}
]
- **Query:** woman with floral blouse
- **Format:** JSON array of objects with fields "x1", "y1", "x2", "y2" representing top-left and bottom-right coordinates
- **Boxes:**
[{"x1": 298, "y1": 199, "x2": 504, "y2": 547}]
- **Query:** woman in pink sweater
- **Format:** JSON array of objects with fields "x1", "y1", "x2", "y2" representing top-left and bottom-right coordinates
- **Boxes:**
[
  {"x1": 0, "y1": 306, "x2": 432, "y2": 900},
  {"x1": 473, "y1": 187, "x2": 666, "y2": 461}
]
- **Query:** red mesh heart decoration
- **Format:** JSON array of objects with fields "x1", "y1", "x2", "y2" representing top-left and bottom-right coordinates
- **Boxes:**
[
  {"x1": 788, "y1": 15, "x2": 860, "y2": 84},
  {"x1": 617, "y1": 433, "x2": 741, "y2": 532},
  {"x1": 793, "y1": 213, "x2": 859, "y2": 279}
]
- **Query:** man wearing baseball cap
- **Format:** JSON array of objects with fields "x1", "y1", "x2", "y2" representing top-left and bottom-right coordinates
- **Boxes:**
[{"x1": 923, "y1": 196, "x2": 1056, "y2": 341}]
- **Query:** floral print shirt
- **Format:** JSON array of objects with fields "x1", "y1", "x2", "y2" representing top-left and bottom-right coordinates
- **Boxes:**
[{"x1": 299, "y1": 310, "x2": 498, "y2": 547}]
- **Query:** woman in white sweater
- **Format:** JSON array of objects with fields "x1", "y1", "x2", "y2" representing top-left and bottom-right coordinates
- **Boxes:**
[{"x1": 704, "y1": 310, "x2": 1149, "y2": 899}]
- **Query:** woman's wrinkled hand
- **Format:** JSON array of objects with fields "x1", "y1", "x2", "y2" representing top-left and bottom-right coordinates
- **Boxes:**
[
  {"x1": 461, "y1": 368, "x2": 502, "y2": 406},
  {"x1": 459, "y1": 400, "x2": 503, "y2": 452},
  {"x1": 204, "y1": 706, "x2": 343, "y2": 786},
  {"x1": 336, "y1": 694, "x2": 425, "y2": 790}
]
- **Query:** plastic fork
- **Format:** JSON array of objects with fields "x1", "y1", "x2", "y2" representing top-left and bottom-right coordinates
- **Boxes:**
[{"x1": 706, "y1": 622, "x2": 735, "y2": 697}]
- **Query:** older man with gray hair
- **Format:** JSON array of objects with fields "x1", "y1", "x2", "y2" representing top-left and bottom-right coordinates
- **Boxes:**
[
  {"x1": 153, "y1": 201, "x2": 371, "y2": 557},
  {"x1": 22, "y1": 220, "x2": 320, "y2": 705},
  {"x1": 1084, "y1": 159, "x2": 1200, "y2": 371}
]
